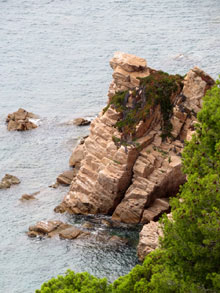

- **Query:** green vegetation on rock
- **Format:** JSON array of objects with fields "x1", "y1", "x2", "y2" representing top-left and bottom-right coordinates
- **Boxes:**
[
  {"x1": 37, "y1": 78, "x2": 220, "y2": 292},
  {"x1": 105, "y1": 71, "x2": 183, "y2": 146}
]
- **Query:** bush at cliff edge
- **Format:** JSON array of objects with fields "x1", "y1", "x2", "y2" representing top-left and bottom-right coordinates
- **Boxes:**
[{"x1": 36, "y1": 78, "x2": 220, "y2": 293}]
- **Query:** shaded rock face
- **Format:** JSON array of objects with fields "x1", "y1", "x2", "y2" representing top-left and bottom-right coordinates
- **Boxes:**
[
  {"x1": 0, "y1": 174, "x2": 20, "y2": 189},
  {"x1": 60, "y1": 53, "x2": 214, "y2": 228},
  {"x1": 6, "y1": 108, "x2": 38, "y2": 131}
]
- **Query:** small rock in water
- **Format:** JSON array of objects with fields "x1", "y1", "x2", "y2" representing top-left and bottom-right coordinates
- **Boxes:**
[
  {"x1": 49, "y1": 182, "x2": 60, "y2": 189},
  {"x1": 28, "y1": 220, "x2": 90, "y2": 240},
  {"x1": 109, "y1": 235, "x2": 128, "y2": 245},
  {"x1": 20, "y1": 194, "x2": 36, "y2": 201},
  {"x1": 73, "y1": 118, "x2": 91, "y2": 126},
  {"x1": 6, "y1": 108, "x2": 38, "y2": 131},
  {"x1": 0, "y1": 174, "x2": 20, "y2": 189},
  {"x1": 82, "y1": 221, "x2": 94, "y2": 229},
  {"x1": 56, "y1": 170, "x2": 77, "y2": 185}
]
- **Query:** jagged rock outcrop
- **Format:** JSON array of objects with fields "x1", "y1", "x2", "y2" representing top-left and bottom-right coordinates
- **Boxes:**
[
  {"x1": 6, "y1": 108, "x2": 38, "y2": 131},
  {"x1": 59, "y1": 53, "x2": 214, "y2": 231}
]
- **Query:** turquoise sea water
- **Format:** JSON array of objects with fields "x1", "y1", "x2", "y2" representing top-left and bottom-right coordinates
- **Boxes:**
[{"x1": 1, "y1": 0, "x2": 220, "y2": 292}]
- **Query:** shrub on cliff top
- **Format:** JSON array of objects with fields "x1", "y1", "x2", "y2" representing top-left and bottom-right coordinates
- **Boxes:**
[{"x1": 104, "y1": 71, "x2": 183, "y2": 146}]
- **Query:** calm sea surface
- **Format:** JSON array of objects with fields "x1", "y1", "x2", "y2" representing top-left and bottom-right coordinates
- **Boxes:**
[{"x1": 0, "y1": 0, "x2": 220, "y2": 292}]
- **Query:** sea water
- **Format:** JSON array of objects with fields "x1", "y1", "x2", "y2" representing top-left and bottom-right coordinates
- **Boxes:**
[{"x1": 1, "y1": 0, "x2": 220, "y2": 292}]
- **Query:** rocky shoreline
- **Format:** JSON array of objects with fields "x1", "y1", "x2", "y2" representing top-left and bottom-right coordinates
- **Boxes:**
[
  {"x1": 2, "y1": 52, "x2": 214, "y2": 263},
  {"x1": 55, "y1": 52, "x2": 214, "y2": 260}
]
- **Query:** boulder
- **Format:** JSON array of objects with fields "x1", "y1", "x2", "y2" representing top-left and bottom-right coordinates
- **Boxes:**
[
  {"x1": 20, "y1": 194, "x2": 36, "y2": 201},
  {"x1": 137, "y1": 221, "x2": 163, "y2": 261},
  {"x1": 57, "y1": 170, "x2": 77, "y2": 185},
  {"x1": 110, "y1": 52, "x2": 147, "y2": 72},
  {"x1": 0, "y1": 174, "x2": 20, "y2": 189},
  {"x1": 73, "y1": 118, "x2": 91, "y2": 126},
  {"x1": 27, "y1": 220, "x2": 87, "y2": 240},
  {"x1": 6, "y1": 108, "x2": 38, "y2": 131},
  {"x1": 59, "y1": 227, "x2": 90, "y2": 240},
  {"x1": 29, "y1": 220, "x2": 63, "y2": 235}
]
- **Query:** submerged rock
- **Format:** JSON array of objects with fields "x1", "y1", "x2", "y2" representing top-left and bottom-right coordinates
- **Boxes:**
[
  {"x1": 0, "y1": 174, "x2": 20, "y2": 189},
  {"x1": 82, "y1": 221, "x2": 95, "y2": 229},
  {"x1": 6, "y1": 108, "x2": 38, "y2": 131},
  {"x1": 20, "y1": 194, "x2": 36, "y2": 201},
  {"x1": 109, "y1": 235, "x2": 128, "y2": 245},
  {"x1": 20, "y1": 191, "x2": 40, "y2": 201},
  {"x1": 49, "y1": 182, "x2": 60, "y2": 189}
]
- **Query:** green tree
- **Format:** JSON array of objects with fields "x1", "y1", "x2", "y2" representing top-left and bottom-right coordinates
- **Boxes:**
[{"x1": 36, "y1": 270, "x2": 110, "y2": 293}]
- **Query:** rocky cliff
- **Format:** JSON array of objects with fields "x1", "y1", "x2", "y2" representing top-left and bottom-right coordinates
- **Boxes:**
[{"x1": 57, "y1": 52, "x2": 214, "y2": 260}]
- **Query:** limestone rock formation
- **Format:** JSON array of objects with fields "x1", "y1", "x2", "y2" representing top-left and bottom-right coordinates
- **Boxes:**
[
  {"x1": 0, "y1": 174, "x2": 20, "y2": 189},
  {"x1": 6, "y1": 108, "x2": 38, "y2": 131},
  {"x1": 59, "y1": 52, "x2": 214, "y2": 229}
]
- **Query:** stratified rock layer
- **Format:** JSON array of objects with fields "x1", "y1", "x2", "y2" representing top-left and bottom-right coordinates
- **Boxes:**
[{"x1": 61, "y1": 53, "x2": 214, "y2": 230}]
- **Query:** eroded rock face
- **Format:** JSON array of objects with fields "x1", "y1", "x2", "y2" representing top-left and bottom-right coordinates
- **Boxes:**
[
  {"x1": 0, "y1": 174, "x2": 20, "y2": 189},
  {"x1": 59, "y1": 53, "x2": 214, "y2": 229},
  {"x1": 6, "y1": 108, "x2": 38, "y2": 131}
]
